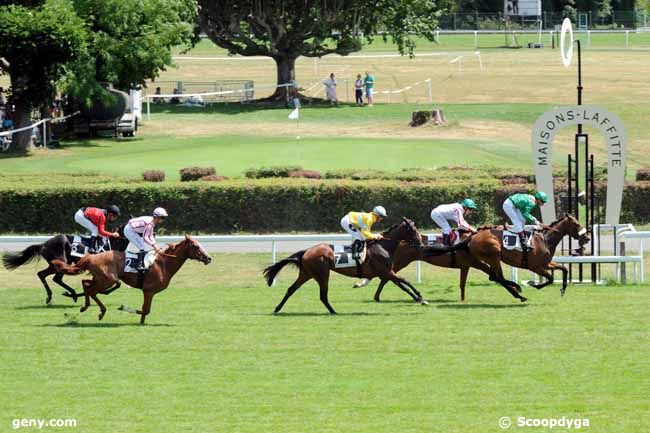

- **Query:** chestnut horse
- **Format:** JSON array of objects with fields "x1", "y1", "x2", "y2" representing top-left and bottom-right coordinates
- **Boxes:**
[
  {"x1": 61, "y1": 235, "x2": 211, "y2": 324},
  {"x1": 371, "y1": 237, "x2": 524, "y2": 303},
  {"x1": 467, "y1": 214, "x2": 590, "y2": 298},
  {"x1": 264, "y1": 218, "x2": 436, "y2": 314},
  {"x1": 2, "y1": 226, "x2": 129, "y2": 304}
]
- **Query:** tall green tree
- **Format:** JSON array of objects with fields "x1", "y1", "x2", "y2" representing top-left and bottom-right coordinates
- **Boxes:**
[
  {"x1": 199, "y1": 0, "x2": 441, "y2": 101},
  {"x1": 0, "y1": 0, "x2": 87, "y2": 152}
]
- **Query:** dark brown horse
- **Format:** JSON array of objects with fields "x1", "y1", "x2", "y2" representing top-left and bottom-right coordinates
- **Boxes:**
[
  {"x1": 467, "y1": 214, "x2": 590, "y2": 297},
  {"x1": 371, "y1": 237, "x2": 524, "y2": 302},
  {"x1": 2, "y1": 226, "x2": 129, "y2": 304},
  {"x1": 264, "y1": 218, "x2": 436, "y2": 314},
  {"x1": 60, "y1": 235, "x2": 211, "y2": 324}
]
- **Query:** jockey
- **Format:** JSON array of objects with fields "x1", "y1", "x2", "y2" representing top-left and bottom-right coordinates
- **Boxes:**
[
  {"x1": 503, "y1": 191, "x2": 548, "y2": 250},
  {"x1": 340, "y1": 205, "x2": 387, "y2": 287},
  {"x1": 124, "y1": 207, "x2": 168, "y2": 271},
  {"x1": 74, "y1": 205, "x2": 121, "y2": 252},
  {"x1": 430, "y1": 198, "x2": 477, "y2": 245}
]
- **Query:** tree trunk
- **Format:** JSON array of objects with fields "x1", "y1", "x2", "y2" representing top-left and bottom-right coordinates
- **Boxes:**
[
  {"x1": 267, "y1": 56, "x2": 297, "y2": 102},
  {"x1": 11, "y1": 99, "x2": 32, "y2": 153}
]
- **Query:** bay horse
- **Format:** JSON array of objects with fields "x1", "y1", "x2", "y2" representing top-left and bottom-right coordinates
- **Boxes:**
[
  {"x1": 60, "y1": 235, "x2": 211, "y2": 324},
  {"x1": 2, "y1": 226, "x2": 129, "y2": 304},
  {"x1": 467, "y1": 214, "x2": 590, "y2": 297},
  {"x1": 371, "y1": 237, "x2": 525, "y2": 303},
  {"x1": 264, "y1": 218, "x2": 446, "y2": 314}
]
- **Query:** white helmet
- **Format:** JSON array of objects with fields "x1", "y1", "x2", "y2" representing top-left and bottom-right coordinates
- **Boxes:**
[
  {"x1": 372, "y1": 205, "x2": 387, "y2": 217},
  {"x1": 153, "y1": 207, "x2": 168, "y2": 217}
]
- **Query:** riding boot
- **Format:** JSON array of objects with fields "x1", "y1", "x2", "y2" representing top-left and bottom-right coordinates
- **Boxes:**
[
  {"x1": 519, "y1": 232, "x2": 528, "y2": 267},
  {"x1": 442, "y1": 233, "x2": 451, "y2": 246},
  {"x1": 136, "y1": 250, "x2": 146, "y2": 271},
  {"x1": 88, "y1": 236, "x2": 98, "y2": 253}
]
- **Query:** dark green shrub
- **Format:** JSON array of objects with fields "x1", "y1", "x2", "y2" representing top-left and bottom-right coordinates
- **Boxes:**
[{"x1": 180, "y1": 167, "x2": 216, "y2": 181}]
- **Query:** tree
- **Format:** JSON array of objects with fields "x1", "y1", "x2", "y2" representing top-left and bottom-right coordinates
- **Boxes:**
[
  {"x1": 198, "y1": 0, "x2": 441, "y2": 101},
  {"x1": 67, "y1": 0, "x2": 199, "y2": 101},
  {"x1": 0, "y1": 0, "x2": 87, "y2": 152}
]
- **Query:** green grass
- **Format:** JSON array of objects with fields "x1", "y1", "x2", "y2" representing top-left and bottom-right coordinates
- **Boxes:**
[{"x1": 1, "y1": 253, "x2": 648, "y2": 433}]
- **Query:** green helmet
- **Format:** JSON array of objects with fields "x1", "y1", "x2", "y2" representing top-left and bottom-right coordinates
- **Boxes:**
[
  {"x1": 461, "y1": 198, "x2": 477, "y2": 210},
  {"x1": 534, "y1": 191, "x2": 549, "y2": 203}
]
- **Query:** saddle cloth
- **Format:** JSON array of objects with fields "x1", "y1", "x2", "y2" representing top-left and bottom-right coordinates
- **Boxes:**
[
  {"x1": 332, "y1": 244, "x2": 367, "y2": 269},
  {"x1": 423, "y1": 231, "x2": 461, "y2": 246},
  {"x1": 502, "y1": 227, "x2": 536, "y2": 251},
  {"x1": 124, "y1": 250, "x2": 157, "y2": 273},
  {"x1": 70, "y1": 235, "x2": 109, "y2": 258}
]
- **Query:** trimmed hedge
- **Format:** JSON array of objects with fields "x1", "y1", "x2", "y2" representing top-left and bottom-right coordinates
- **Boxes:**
[
  {"x1": 143, "y1": 170, "x2": 165, "y2": 182},
  {"x1": 245, "y1": 166, "x2": 303, "y2": 179},
  {"x1": 636, "y1": 168, "x2": 650, "y2": 181},
  {"x1": 180, "y1": 167, "x2": 216, "y2": 181},
  {"x1": 0, "y1": 179, "x2": 647, "y2": 234}
]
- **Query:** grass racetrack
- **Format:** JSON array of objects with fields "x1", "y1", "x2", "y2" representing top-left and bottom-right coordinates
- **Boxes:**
[{"x1": 1, "y1": 253, "x2": 648, "y2": 433}]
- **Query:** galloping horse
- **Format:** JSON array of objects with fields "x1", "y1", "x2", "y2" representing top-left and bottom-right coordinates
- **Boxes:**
[
  {"x1": 371, "y1": 236, "x2": 524, "y2": 302},
  {"x1": 467, "y1": 214, "x2": 590, "y2": 297},
  {"x1": 60, "y1": 235, "x2": 211, "y2": 324},
  {"x1": 264, "y1": 218, "x2": 444, "y2": 314},
  {"x1": 2, "y1": 226, "x2": 129, "y2": 304}
]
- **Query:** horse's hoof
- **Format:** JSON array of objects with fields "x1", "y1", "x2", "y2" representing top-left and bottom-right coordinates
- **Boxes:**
[
  {"x1": 46, "y1": 296, "x2": 52, "y2": 305},
  {"x1": 80, "y1": 306, "x2": 87, "y2": 313},
  {"x1": 420, "y1": 300, "x2": 429, "y2": 306},
  {"x1": 520, "y1": 297, "x2": 528, "y2": 303},
  {"x1": 98, "y1": 311, "x2": 105, "y2": 321},
  {"x1": 373, "y1": 298, "x2": 381, "y2": 303},
  {"x1": 560, "y1": 288, "x2": 566, "y2": 297}
]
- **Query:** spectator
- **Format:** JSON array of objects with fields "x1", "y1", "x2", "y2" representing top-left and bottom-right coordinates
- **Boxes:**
[
  {"x1": 154, "y1": 87, "x2": 165, "y2": 104},
  {"x1": 2, "y1": 107, "x2": 13, "y2": 132},
  {"x1": 322, "y1": 73, "x2": 338, "y2": 106},
  {"x1": 0, "y1": 87, "x2": 5, "y2": 107},
  {"x1": 364, "y1": 71, "x2": 375, "y2": 106},
  {"x1": 169, "y1": 88, "x2": 180, "y2": 105},
  {"x1": 354, "y1": 74, "x2": 364, "y2": 106}
]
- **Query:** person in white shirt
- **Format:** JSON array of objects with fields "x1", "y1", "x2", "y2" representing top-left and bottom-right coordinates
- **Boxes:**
[
  {"x1": 322, "y1": 73, "x2": 338, "y2": 105},
  {"x1": 430, "y1": 199, "x2": 477, "y2": 245},
  {"x1": 124, "y1": 207, "x2": 168, "y2": 270}
]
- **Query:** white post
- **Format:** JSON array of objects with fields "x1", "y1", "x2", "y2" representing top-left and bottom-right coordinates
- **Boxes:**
[
  {"x1": 625, "y1": 30, "x2": 629, "y2": 48},
  {"x1": 435, "y1": 30, "x2": 440, "y2": 43},
  {"x1": 345, "y1": 78, "x2": 349, "y2": 102},
  {"x1": 146, "y1": 97, "x2": 151, "y2": 120},
  {"x1": 476, "y1": 51, "x2": 483, "y2": 71},
  {"x1": 271, "y1": 240, "x2": 277, "y2": 286},
  {"x1": 640, "y1": 241, "x2": 645, "y2": 283},
  {"x1": 510, "y1": 266, "x2": 518, "y2": 282},
  {"x1": 427, "y1": 79, "x2": 432, "y2": 103},
  {"x1": 586, "y1": 30, "x2": 591, "y2": 48},
  {"x1": 473, "y1": 31, "x2": 478, "y2": 48},
  {"x1": 416, "y1": 261, "x2": 421, "y2": 283},
  {"x1": 42, "y1": 121, "x2": 47, "y2": 148}
]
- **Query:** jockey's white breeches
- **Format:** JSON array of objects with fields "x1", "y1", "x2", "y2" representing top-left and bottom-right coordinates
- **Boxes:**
[
  {"x1": 340, "y1": 215, "x2": 367, "y2": 242},
  {"x1": 430, "y1": 210, "x2": 452, "y2": 234},
  {"x1": 74, "y1": 209, "x2": 98, "y2": 236},
  {"x1": 503, "y1": 199, "x2": 526, "y2": 233},
  {"x1": 124, "y1": 224, "x2": 153, "y2": 252}
]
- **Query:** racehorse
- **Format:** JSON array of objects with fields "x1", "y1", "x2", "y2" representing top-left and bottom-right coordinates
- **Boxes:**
[
  {"x1": 264, "y1": 218, "x2": 444, "y2": 314},
  {"x1": 59, "y1": 235, "x2": 211, "y2": 324},
  {"x1": 2, "y1": 226, "x2": 129, "y2": 304},
  {"x1": 370, "y1": 235, "x2": 525, "y2": 303},
  {"x1": 467, "y1": 214, "x2": 590, "y2": 297}
]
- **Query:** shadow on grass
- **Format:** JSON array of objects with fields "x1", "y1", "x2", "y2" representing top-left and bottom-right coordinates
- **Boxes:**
[
  {"x1": 37, "y1": 322, "x2": 175, "y2": 328},
  {"x1": 15, "y1": 304, "x2": 79, "y2": 310},
  {"x1": 436, "y1": 303, "x2": 530, "y2": 309},
  {"x1": 267, "y1": 310, "x2": 423, "y2": 317},
  {"x1": 148, "y1": 100, "x2": 353, "y2": 116}
]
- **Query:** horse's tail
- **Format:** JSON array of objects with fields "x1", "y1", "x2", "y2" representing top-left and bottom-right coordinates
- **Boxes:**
[
  {"x1": 54, "y1": 256, "x2": 89, "y2": 275},
  {"x1": 263, "y1": 250, "x2": 305, "y2": 287},
  {"x1": 2, "y1": 244, "x2": 43, "y2": 270}
]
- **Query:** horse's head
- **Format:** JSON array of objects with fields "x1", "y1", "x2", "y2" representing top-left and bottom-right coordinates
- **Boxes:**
[
  {"x1": 555, "y1": 214, "x2": 590, "y2": 246},
  {"x1": 177, "y1": 235, "x2": 212, "y2": 265},
  {"x1": 383, "y1": 218, "x2": 423, "y2": 248}
]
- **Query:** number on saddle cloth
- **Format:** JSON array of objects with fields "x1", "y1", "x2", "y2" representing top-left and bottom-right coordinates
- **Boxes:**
[
  {"x1": 502, "y1": 229, "x2": 534, "y2": 251},
  {"x1": 332, "y1": 242, "x2": 367, "y2": 269},
  {"x1": 70, "y1": 235, "x2": 110, "y2": 257},
  {"x1": 124, "y1": 250, "x2": 156, "y2": 273},
  {"x1": 423, "y1": 231, "x2": 459, "y2": 246}
]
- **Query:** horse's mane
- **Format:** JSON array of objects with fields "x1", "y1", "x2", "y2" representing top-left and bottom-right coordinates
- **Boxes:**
[{"x1": 381, "y1": 223, "x2": 401, "y2": 236}]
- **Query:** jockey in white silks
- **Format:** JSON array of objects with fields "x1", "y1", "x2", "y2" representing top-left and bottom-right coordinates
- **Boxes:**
[
  {"x1": 430, "y1": 199, "x2": 477, "y2": 245},
  {"x1": 124, "y1": 207, "x2": 168, "y2": 271}
]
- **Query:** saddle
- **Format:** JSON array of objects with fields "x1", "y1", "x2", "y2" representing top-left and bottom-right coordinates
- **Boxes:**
[
  {"x1": 124, "y1": 250, "x2": 157, "y2": 274},
  {"x1": 502, "y1": 226, "x2": 537, "y2": 251},
  {"x1": 423, "y1": 231, "x2": 461, "y2": 246},
  {"x1": 70, "y1": 235, "x2": 110, "y2": 258},
  {"x1": 332, "y1": 243, "x2": 367, "y2": 269}
]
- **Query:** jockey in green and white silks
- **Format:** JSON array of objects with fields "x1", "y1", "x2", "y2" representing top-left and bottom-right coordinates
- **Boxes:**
[{"x1": 503, "y1": 192, "x2": 548, "y2": 249}]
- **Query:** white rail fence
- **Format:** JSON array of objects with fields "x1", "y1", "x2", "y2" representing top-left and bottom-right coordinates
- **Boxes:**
[{"x1": 1, "y1": 231, "x2": 647, "y2": 284}]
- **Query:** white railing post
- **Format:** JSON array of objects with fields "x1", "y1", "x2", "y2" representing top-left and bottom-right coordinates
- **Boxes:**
[
  {"x1": 625, "y1": 30, "x2": 629, "y2": 48},
  {"x1": 416, "y1": 261, "x2": 421, "y2": 283},
  {"x1": 146, "y1": 97, "x2": 151, "y2": 120},
  {"x1": 474, "y1": 31, "x2": 478, "y2": 48},
  {"x1": 42, "y1": 120, "x2": 47, "y2": 148},
  {"x1": 271, "y1": 240, "x2": 277, "y2": 286}
]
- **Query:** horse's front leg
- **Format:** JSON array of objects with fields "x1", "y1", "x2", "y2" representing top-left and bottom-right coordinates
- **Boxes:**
[
  {"x1": 545, "y1": 262, "x2": 569, "y2": 296},
  {"x1": 53, "y1": 273, "x2": 79, "y2": 302},
  {"x1": 136, "y1": 290, "x2": 155, "y2": 325},
  {"x1": 374, "y1": 278, "x2": 388, "y2": 302}
]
